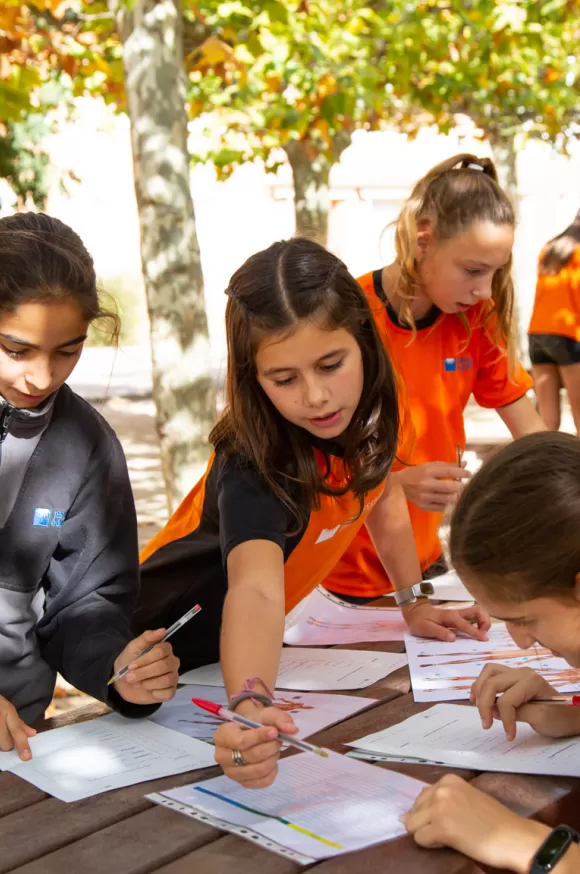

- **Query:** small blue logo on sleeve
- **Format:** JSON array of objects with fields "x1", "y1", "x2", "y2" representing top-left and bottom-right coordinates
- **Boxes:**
[
  {"x1": 33, "y1": 508, "x2": 66, "y2": 528},
  {"x1": 444, "y1": 358, "x2": 457, "y2": 372}
]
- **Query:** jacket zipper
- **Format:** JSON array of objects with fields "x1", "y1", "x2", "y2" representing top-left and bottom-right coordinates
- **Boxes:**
[{"x1": 0, "y1": 405, "x2": 12, "y2": 443}]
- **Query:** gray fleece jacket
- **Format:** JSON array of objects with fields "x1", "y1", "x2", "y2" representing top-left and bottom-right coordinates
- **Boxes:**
[{"x1": 0, "y1": 384, "x2": 149, "y2": 723}]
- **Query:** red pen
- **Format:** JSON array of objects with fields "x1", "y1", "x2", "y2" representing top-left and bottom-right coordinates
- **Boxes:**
[
  {"x1": 530, "y1": 695, "x2": 580, "y2": 706},
  {"x1": 192, "y1": 697, "x2": 329, "y2": 758}
]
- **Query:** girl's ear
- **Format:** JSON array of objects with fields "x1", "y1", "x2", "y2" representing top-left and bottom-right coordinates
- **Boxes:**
[{"x1": 414, "y1": 220, "x2": 433, "y2": 262}]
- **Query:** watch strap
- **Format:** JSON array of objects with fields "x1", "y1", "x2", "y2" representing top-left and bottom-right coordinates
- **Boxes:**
[
  {"x1": 530, "y1": 824, "x2": 580, "y2": 873},
  {"x1": 394, "y1": 581, "x2": 435, "y2": 606}
]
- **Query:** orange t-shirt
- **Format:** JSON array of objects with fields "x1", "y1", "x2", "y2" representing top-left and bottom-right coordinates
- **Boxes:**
[
  {"x1": 325, "y1": 269, "x2": 533, "y2": 598},
  {"x1": 529, "y1": 247, "x2": 580, "y2": 340}
]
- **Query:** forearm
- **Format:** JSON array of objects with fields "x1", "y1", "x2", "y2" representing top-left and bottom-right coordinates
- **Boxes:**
[
  {"x1": 365, "y1": 478, "x2": 422, "y2": 591},
  {"x1": 220, "y1": 585, "x2": 285, "y2": 711}
]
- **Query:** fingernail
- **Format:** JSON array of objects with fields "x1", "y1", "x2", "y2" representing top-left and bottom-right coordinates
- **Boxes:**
[
  {"x1": 128, "y1": 663, "x2": 138, "y2": 671},
  {"x1": 21, "y1": 750, "x2": 31, "y2": 761},
  {"x1": 400, "y1": 814, "x2": 407, "y2": 824},
  {"x1": 481, "y1": 717, "x2": 488, "y2": 730},
  {"x1": 267, "y1": 728, "x2": 277, "y2": 739}
]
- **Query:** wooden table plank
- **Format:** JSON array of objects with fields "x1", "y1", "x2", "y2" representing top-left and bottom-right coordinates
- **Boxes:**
[
  {"x1": 151, "y1": 835, "x2": 302, "y2": 874},
  {"x1": 8, "y1": 806, "x2": 221, "y2": 874},
  {"x1": 0, "y1": 766, "x2": 221, "y2": 873},
  {"x1": 0, "y1": 773, "x2": 46, "y2": 819}
]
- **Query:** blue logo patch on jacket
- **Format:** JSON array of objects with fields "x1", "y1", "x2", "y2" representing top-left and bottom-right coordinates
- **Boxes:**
[
  {"x1": 444, "y1": 356, "x2": 473, "y2": 372},
  {"x1": 33, "y1": 507, "x2": 65, "y2": 528}
]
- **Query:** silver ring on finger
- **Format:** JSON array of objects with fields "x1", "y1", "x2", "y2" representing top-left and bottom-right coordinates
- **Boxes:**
[{"x1": 232, "y1": 748, "x2": 247, "y2": 767}]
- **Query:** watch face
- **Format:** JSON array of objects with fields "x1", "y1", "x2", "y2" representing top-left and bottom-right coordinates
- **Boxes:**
[{"x1": 535, "y1": 827, "x2": 572, "y2": 867}]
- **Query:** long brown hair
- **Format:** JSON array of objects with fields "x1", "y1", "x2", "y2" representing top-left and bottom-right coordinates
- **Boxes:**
[
  {"x1": 210, "y1": 238, "x2": 400, "y2": 529},
  {"x1": 0, "y1": 212, "x2": 119, "y2": 340},
  {"x1": 394, "y1": 153, "x2": 517, "y2": 371},
  {"x1": 538, "y1": 208, "x2": 580, "y2": 276},
  {"x1": 450, "y1": 432, "x2": 580, "y2": 601}
]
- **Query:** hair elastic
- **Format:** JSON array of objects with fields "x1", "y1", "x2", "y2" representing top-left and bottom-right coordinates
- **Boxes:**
[
  {"x1": 229, "y1": 676, "x2": 275, "y2": 712},
  {"x1": 460, "y1": 160, "x2": 486, "y2": 172}
]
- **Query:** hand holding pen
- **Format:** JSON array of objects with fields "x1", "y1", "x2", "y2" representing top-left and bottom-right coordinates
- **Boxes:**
[
  {"x1": 470, "y1": 663, "x2": 580, "y2": 742},
  {"x1": 108, "y1": 604, "x2": 201, "y2": 706}
]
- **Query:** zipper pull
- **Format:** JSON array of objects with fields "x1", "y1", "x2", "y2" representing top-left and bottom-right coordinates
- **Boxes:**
[{"x1": 0, "y1": 405, "x2": 12, "y2": 443}]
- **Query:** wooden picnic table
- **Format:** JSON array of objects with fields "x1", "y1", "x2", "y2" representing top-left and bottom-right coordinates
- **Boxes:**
[{"x1": 2, "y1": 637, "x2": 579, "y2": 874}]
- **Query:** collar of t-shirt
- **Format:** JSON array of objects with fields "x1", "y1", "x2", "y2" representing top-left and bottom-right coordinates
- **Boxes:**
[{"x1": 372, "y1": 268, "x2": 441, "y2": 331}]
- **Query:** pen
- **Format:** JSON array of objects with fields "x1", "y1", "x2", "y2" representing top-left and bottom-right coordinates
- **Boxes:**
[
  {"x1": 108, "y1": 603, "x2": 202, "y2": 685},
  {"x1": 192, "y1": 697, "x2": 329, "y2": 758},
  {"x1": 456, "y1": 443, "x2": 462, "y2": 469},
  {"x1": 529, "y1": 695, "x2": 580, "y2": 706}
]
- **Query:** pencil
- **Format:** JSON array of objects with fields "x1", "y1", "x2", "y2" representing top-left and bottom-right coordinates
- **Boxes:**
[
  {"x1": 107, "y1": 603, "x2": 202, "y2": 685},
  {"x1": 456, "y1": 443, "x2": 462, "y2": 469}
]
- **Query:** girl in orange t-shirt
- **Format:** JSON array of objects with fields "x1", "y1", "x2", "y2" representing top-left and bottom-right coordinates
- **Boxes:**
[
  {"x1": 528, "y1": 211, "x2": 580, "y2": 432},
  {"x1": 324, "y1": 154, "x2": 546, "y2": 624}
]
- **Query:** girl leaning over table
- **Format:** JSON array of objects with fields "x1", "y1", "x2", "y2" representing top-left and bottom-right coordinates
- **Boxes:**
[{"x1": 136, "y1": 238, "x2": 490, "y2": 789}]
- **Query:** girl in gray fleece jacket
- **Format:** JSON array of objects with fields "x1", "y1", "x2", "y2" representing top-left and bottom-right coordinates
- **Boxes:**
[{"x1": 0, "y1": 212, "x2": 179, "y2": 761}]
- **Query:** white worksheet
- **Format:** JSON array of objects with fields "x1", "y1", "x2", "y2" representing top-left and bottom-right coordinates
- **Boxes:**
[
  {"x1": 148, "y1": 750, "x2": 427, "y2": 864},
  {"x1": 179, "y1": 647, "x2": 407, "y2": 691},
  {"x1": 349, "y1": 703, "x2": 580, "y2": 778},
  {"x1": 283, "y1": 587, "x2": 408, "y2": 646},
  {"x1": 405, "y1": 623, "x2": 580, "y2": 702},
  {"x1": 0, "y1": 712, "x2": 216, "y2": 802},
  {"x1": 150, "y1": 685, "x2": 377, "y2": 744}
]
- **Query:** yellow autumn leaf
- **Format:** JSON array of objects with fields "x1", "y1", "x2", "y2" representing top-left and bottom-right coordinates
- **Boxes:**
[
  {"x1": 0, "y1": 6, "x2": 22, "y2": 33},
  {"x1": 193, "y1": 35, "x2": 235, "y2": 68}
]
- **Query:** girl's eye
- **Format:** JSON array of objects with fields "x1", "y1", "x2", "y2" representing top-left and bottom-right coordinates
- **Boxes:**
[
  {"x1": 465, "y1": 267, "x2": 483, "y2": 276},
  {"x1": 273, "y1": 376, "x2": 296, "y2": 387},
  {"x1": 1, "y1": 346, "x2": 26, "y2": 359},
  {"x1": 58, "y1": 348, "x2": 81, "y2": 358},
  {"x1": 320, "y1": 360, "x2": 343, "y2": 373}
]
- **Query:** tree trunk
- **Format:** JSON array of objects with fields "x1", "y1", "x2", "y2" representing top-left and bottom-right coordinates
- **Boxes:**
[
  {"x1": 488, "y1": 131, "x2": 525, "y2": 357},
  {"x1": 112, "y1": 0, "x2": 215, "y2": 513},
  {"x1": 488, "y1": 132, "x2": 519, "y2": 218},
  {"x1": 284, "y1": 134, "x2": 351, "y2": 245}
]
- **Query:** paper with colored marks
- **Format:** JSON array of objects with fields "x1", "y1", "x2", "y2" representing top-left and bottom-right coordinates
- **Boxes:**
[
  {"x1": 149, "y1": 749, "x2": 426, "y2": 863},
  {"x1": 150, "y1": 685, "x2": 377, "y2": 744},
  {"x1": 405, "y1": 622, "x2": 580, "y2": 702},
  {"x1": 283, "y1": 586, "x2": 407, "y2": 646}
]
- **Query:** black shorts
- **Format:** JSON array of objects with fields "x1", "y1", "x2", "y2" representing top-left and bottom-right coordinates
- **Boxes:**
[{"x1": 529, "y1": 333, "x2": 580, "y2": 366}]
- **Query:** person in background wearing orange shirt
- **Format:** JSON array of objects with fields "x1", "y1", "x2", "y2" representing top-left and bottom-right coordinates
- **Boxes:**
[
  {"x1": 528, "y1": 210, "x2": 580, "y2": 432},
  {"x1": 324, "y1": 154, "x2": 546, "y2": 638}
]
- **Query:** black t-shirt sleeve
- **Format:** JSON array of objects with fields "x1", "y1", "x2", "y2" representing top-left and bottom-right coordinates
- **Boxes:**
[{"x1": 216, "y1": 453, "x2": 294, "y2": 567}]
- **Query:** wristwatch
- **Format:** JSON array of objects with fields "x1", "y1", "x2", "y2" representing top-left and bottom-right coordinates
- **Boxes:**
[
  {"x1": 530, "y1": 825, "x2": 580, "y2": 873},
  {"x1": 393, "y1": 581, "x2": 435, "y2": 606}
]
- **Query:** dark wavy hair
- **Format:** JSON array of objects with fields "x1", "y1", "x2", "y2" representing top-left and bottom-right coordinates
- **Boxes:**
[
  {"x1": 0, "y1": 212, "x2": 119, "y2": 339},
  {"x1": 538, "y1": 208, "x2": 580, "y2": 276},
  {"x1": 450, "y1": 432, "x2": 580, "y2": 602},
  {"x1": 210, "y1": 238, "x2": 400, "y2": 529}
]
